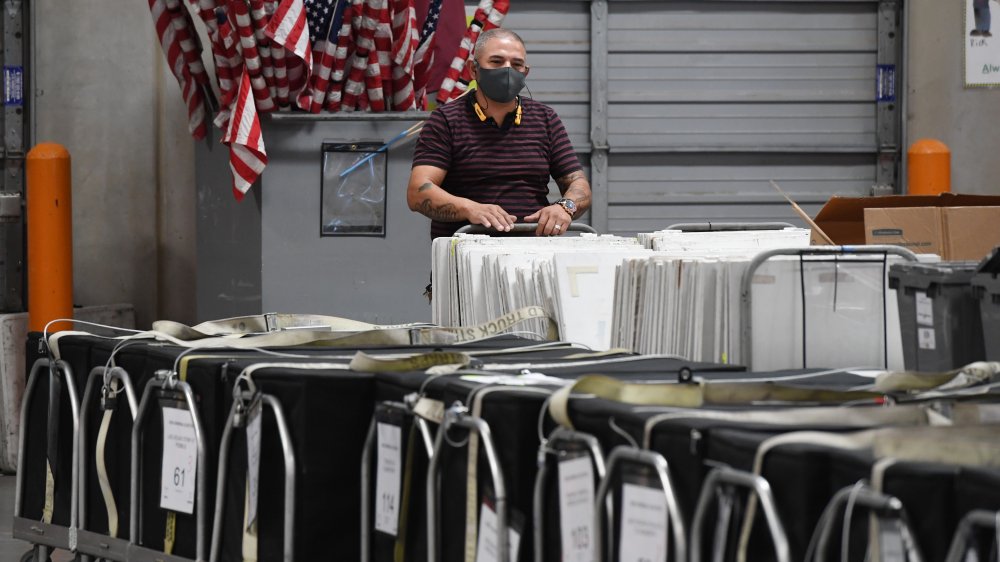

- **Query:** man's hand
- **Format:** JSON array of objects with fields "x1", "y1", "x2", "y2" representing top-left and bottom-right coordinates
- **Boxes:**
[
  {"x1": 463, "y1": 201, "x2": 517, "y2": 232},
  {"x1": 525, "y1": 204, "x2": 572, "y2": 236},
  {"x1": 408, "y1": 166, "x2": 516, "y2": 232}
]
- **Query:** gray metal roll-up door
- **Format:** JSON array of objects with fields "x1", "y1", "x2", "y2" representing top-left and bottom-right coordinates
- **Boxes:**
[
  {"x1": 499, "y1": 0, "x2": 901, "y2": 236},
  {"x1": 604, "y1": 0, "x2": 889, "y2": 235}
]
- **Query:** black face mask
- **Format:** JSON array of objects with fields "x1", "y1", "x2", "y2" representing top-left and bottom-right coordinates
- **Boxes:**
[{"x1": 475, "y1": 64, "x2": 526, "y2": 103}]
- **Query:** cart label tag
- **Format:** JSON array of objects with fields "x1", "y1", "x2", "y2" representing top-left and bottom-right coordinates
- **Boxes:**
[
  {"x1": 160, "y1": 407, "x2": 197, "y2": 514},
  {"x1": 475, "y1": 502, "x2": 521, "y2": 562},
  {"x1": 558, "y1": 456, "x2": 595, "y2": 562},
  {"x1": 916, "y1": 292, "x2": 933, "y2": 326},
  {"x1": 246, "y1": 401, "x2": 263, "y2": 528},
  {"x1": 918, "y1": 327, "x2": 936, "y2": 350},
  {"x1": 374, "y1": 422, "x2": 402, "y2": 535},
  {"x1": 619, "y1": 483, "x2": 668, "y2": 562}
]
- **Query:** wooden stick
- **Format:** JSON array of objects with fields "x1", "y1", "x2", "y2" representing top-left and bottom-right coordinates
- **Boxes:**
[{"x1": 769, "y1": 180, "x2": 835, "y2": 245}]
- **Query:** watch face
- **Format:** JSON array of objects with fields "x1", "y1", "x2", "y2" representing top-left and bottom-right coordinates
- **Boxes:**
[{"x1": 561, "y1": 199, "x2": 577, "y2": 213}]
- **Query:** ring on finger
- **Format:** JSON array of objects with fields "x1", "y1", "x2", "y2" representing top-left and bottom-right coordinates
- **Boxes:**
[{"x1": 554, "y1": 224, "x2": 562, "y2": 230}]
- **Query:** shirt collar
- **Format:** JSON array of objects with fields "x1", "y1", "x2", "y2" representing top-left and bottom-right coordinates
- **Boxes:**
[{"x1": 467, "y1": 89, "x2": 522, "y2": 130}]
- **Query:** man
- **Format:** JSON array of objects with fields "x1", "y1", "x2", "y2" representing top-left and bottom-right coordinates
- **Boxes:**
[{"x1": 407, "y1": 28, "x2": 592, "y2": 238}]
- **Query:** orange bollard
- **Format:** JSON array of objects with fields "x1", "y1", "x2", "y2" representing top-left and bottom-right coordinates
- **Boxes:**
[
  {"x1": 907, "y1": 139, "x2": 951, "y2": 195},
  {"x1": 26, "y1": 143, "x2": 73, "y2": 333}
]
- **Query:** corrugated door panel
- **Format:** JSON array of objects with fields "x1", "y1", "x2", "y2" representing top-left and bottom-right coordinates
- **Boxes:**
[
  {"x1": 605, "y1": 152, "x2": 874, "y2": 235},
  {"x1": 608, "y1": 2, "x2": 876, "y2": 52},
  {"x1": 608, "y1": 102, "x2": 876, "y2": 150},
  {"x1": 608, "y1": 153, "x2": 875, "y2": 202},
  {"x1": 502, "y1": 2, "x2": 590, "y2": 53},
  {"x1": 607, "y1": 202, "x2": 827, "y2": 236},
  {"x1": 608, "y1": 53, "x2": 876, "y2": 103},
  {"x1": 500, "y1": 3, "x2": 591, "y2": 150},
  {"x1": 518, "y1": 52, "x2": 589, "y2": 103},
  {"x1": 605, "y1": 0, "x2": 879, "y2": 231}
]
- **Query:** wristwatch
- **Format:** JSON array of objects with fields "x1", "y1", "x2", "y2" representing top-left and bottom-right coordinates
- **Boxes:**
[{"x1": 555, "y1": 198, "x2": 577, "y2": 218}]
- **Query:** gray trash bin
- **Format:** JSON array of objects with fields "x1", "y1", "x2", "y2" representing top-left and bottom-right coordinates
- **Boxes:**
[
  {"x1": 972, "y1": 247, "x2": 1000, "y2": 361},
  {"x1": 889, "y1": 262, "x2": 986, "y2": 372}
]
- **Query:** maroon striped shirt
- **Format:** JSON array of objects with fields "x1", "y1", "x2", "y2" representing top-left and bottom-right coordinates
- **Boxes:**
[{"x1": 412, "y1": 92, "x2": 582, "y2": 238}]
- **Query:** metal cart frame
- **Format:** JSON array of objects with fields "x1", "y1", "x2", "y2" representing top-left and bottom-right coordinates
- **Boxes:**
[
  {"x1": 455, "y1": 222, "x2": 599, "y2": 235},
  {"x1": 13, "y1": 358, "x2": 80, "y2": 561},
  {"x1": 944, "y1": 509, "x2": 1000, "y2": 562},
  {"x1": 209, "y1": 373, "x2": 296, "y2": 562},
  {"x1": 127, "y1": 370, "x2": 208, "y2": 562},
  {"x1": 426, "y1": 403, "x2": 508, "y2": 562},
  {"x1": 691, "y1": 466, "x2": 790, "y2": 562},
  {"x1": 594, "y1": 446, "x2": 687, "y2": 562},
  {"x1": 77, "y1": 366, "x2": 140, "y2": 562},
  {"x1": 740, "y1": 245, "x2": 920, "y2": 369},
  {"x1": 810, "y1": 484, "x2": 922, "y2": 562},
  {"x1": 532, "y1": 427, "x2": 607, "y2": 562},
  {"x1": 360, "y1": 399, "x2": 436, "y2": 562}
]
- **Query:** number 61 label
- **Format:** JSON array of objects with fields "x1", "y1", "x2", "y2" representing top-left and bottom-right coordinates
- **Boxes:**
[{"x1": 160, "y1": 407, "x2": 198, "y2": 514}]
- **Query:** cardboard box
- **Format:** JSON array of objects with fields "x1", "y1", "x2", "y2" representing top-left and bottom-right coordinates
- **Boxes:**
[
  {"x1": 811, "y1": 193, "x2": 1000, "y2": 261},
  {"x1": 865, "y1": 206, "x2": 1000, "y2": 261},
  {"x1": 864, "y1": 207, "x2": 944, "y2": 256}
]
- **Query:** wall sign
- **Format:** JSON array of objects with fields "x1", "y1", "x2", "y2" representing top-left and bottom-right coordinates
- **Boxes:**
[{"x1": 966, "y1": 0, "x2": 1000, "y2": 87}]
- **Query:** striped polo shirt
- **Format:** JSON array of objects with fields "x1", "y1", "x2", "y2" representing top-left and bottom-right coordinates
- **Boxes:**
[{"x1": 412, "y1": 91, "x2": 582, "y2": 238}]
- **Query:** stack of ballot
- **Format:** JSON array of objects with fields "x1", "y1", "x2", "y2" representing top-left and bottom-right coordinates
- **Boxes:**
[
  {"x1": 432, "y1": 227, "x2": 921, "y2": 371},
  {"x1": 613, "y1": 227, "x2": 927, "y2": 370},
  {"x1": 431, "y1": 234, "x2": 649, "y2": 348}
]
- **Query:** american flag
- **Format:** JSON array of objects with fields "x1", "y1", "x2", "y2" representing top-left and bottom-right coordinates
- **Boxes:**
[
  {"x1": 223, "y1": 69, "x2": 268, "y2": 200},
  {"x1": 417, "y1": 0, "x2": 442, "y2": 49},
  {"x1": 390, "y1": 0, "x2": 417, "y2": 110},
  {"x1": 325, "y1": 1, "x2": 355, "y2": 111},
  {"x1": 437, "y1": 0, "x2": 507, "y2": 104},
  {"x1": 147, "y1": 0, "x2": 208, "y2": 139},
  {"x1": 266, "y1": 0, "x2": 315, "y2": 109},
  {"x1": 231, "y1": 0, "x2": 276, "y2": 111},
  {"x1": 411, "y1": 0, "x2": 441, "y2": 108},
  {"x1": 308, "y1": 0, "x2": 348, "y2": 112},
  {"x1": 304, "y1": 0, "x2": 339, "y2": 50}
]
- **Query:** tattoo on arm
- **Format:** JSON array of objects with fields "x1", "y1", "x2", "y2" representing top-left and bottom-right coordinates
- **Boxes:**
[
  {"x1": 556, "y1": 170, "x2": 586, "y2": 193},
  {"x1": 557, "y1": 170, "x2": 592, "y2": 211},
  {"x1": 417, "y1": 182, "x2": 434, "y2": 193},
  {"x1": 418, "y1": 199, "x2": 460, "y2": 221}
]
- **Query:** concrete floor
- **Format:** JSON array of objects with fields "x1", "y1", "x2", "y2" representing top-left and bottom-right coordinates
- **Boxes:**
[{"x1": 0, "y1": 473, "x2": 72, "y2": 561}]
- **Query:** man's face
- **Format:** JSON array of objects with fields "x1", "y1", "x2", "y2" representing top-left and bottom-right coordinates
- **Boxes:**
[{"x1": 473, "y1": 36, "x2": 528, "y2": 77}]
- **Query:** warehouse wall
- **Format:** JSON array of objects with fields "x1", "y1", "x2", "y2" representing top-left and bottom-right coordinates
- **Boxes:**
[
  {"x1": 907, "y1": 0, "x2": 1000, "y2": 195},
  {"x1": 35, "y1": 0, "x2": 197, "y2": 328}
]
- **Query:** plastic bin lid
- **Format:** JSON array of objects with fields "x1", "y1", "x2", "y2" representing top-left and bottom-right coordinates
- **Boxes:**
[
  {"x1": 888, "y1": 261, "x2": 980, "y2": 289},
  {"x1": 976, "y1": 246, "x2": 1000, "y2": 275},
  {"x1": 972, "y1": 271, "x2": 1000, "y2": 293}
]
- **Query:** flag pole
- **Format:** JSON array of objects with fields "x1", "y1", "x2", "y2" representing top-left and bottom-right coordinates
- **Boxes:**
[
  {"x1": 338, "y1": 89, "x2": 474, "y2": 178},
  {"x1": 338, "y1": 122, "x2": 423, "y2": 178}
]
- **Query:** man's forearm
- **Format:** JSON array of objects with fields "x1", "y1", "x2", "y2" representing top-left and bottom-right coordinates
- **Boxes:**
[
  {"x1": 418, "y1": 199, "x2": 461, "y2": 221},
  {"x1": 412, "y1": 181, "x2": 464, "y2": 222},
  {"x1": 557, "y1": 170, "x2": 593, "y2": 217}
]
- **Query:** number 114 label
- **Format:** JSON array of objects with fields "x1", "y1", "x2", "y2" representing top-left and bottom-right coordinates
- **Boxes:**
[{"x1": 160, "y1": 407, "x2": 198, "y2": 514}]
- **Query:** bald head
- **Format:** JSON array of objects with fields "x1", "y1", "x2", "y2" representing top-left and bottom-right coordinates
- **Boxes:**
[{"x1": 473, "y1": 28, "x2": 526, "y2": 64}]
